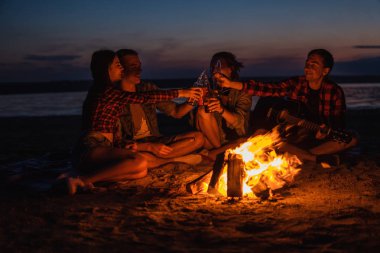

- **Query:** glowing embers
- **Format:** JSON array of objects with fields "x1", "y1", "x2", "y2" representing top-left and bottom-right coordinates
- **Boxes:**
[{"x1": 214, "y1": 130, "x2": 302, "y2": 198}]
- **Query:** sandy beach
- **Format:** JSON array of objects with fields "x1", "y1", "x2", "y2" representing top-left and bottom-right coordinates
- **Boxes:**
[{"x1": 0, "y1": 109, "x2": 379, "y2": 252}]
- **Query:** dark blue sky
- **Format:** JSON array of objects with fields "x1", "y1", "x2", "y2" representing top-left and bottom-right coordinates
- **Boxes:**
[{"x1": 1, "y1": 0, "x2": 380, "y2": 82}]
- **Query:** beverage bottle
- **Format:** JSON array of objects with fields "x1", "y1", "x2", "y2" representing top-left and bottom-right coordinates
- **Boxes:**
[
  {"x1": 204, "y1": 90, "x2": 219, "y2": 113},
  {"x1": 204, "y1": 68, "x2": 220, "y2": 113},
  {"x1": 212, "y1": 59, "x2": 231, "y2": 96},
  {"x1": 188, "y1": 70, "x2": 209, "y2": 106}
]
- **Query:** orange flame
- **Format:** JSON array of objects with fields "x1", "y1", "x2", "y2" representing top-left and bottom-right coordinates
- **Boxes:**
[{"x1": 215, "y1": 130, "x2": 302, "y2": 197}]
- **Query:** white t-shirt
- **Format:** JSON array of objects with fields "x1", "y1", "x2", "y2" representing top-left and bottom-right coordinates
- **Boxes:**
[{"x1": 130, "y1": 104, "x2": 152, "y2": 140}]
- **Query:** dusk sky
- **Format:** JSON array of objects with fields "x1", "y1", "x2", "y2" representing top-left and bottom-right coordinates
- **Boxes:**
[{"x1": 1, "y1": 0, "x2": 380, "y2": 82}]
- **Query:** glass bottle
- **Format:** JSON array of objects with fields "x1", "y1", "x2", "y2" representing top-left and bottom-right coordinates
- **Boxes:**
[
  {"x1": 204, "y1": 65, "x2": 220, "y2": 113},
  {"x1": 188, "y1": 69, "x2": 209, "y2": 106},
  {"x1": 212, "y1": 59, "x2": 231, "y2": 96}
]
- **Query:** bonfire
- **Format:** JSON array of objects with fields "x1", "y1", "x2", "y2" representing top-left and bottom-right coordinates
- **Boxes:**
[{"x1": 188, "y1": 129, "x2": 302, "y2": 198}]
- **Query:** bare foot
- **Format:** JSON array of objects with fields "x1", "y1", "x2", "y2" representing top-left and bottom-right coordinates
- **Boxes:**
[{"x1": 67, "y1": 177, "x2": 85, "y2": 195}]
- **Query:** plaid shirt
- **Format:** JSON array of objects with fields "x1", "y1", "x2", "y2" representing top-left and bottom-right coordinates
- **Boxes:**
[
  {"x1": 84, "y1": 87, "x2": 179, "y2": 133},
  {"x1": 115, "y1": 82, "x2": 179, "y2": 142},
  {"x1": 242, "y1": 76, "x2": 346, "y2": 129}
]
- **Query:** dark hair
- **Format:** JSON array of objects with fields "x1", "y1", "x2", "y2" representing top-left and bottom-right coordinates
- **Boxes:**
[
  {"x1": 82, "y1": 50, "x2": 116, "y2": 129},
  {"x1": 116, "y1": 48, "x2": 142, "y2": 78},
  {"x1": 307, "y1": 49, "x2": 334, "y2": 72},
  {"x1": 90, "y1": 49, "x2": 116, "y2": 90},
  {"x1": 210, "y1": 51, "x2": 244, "y2": 80},
  {"x1": 116, "y1": 49, "x2": 139, "y2": 58}
]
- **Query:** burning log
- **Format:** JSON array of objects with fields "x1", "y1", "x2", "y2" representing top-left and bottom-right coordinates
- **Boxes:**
[
  {"x1": 227, "y1": 154, "x2": 244, "y2": 198},
  {"x1": 186, "y1": 151, "x2": 226, "y2": 195},
  {"x1": 250, "y1": 179, "x2": 269, "y2": 198},
  {"x1": 207, "y1": 151, "x2": 226, "y2": 196},
  {"x1": 187, "y1": 130, "x2": 302, "y2": 198}
]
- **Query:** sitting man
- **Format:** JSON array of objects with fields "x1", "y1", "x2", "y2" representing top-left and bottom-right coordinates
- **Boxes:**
[
  {"x1": 115, "y1": 49, "x2": 205, "y2": 168},
  {"x1": 194, "y1": 52, "x2": 252, "y2": 150},
  {"x1": 215, "y1": 49, "x2": 358, "y2": 166}
]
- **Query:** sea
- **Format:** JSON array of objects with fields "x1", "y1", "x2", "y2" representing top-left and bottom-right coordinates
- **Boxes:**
[{"x1": 0, "y1": 83, "x2": 379, "y2": 117}]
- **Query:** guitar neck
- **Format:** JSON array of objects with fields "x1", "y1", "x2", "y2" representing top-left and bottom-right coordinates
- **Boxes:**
[
  {"x1": 268, "y1": 102, "x2": 352, "y2": 144},
  {"x1": 283, "y1": 113, "x2": 321, "y2": 132}
]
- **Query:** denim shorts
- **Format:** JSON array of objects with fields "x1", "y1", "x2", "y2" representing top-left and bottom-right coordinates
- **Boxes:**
[{"x1": 71, "y1": 131, "x2": 113, "y2": 170}]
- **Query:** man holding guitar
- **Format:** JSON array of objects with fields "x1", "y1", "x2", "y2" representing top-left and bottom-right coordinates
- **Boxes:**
[{"x1": 214, "y1": 49, "x2": 358, "y2": 167}]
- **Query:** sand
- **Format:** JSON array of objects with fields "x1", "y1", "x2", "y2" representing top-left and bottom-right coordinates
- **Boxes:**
[{"x1": 0, "y1": 109, "x2": 379, "y2": 252}]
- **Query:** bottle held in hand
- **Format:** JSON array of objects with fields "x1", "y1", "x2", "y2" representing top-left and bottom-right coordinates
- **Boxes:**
[
  {"x1": 212, "y1": 59, "x2": 231, "y2": 96},
  {"x1": 203, "y1": 61, "x2": 223, "y2": 113},
  {"x1": 189, "y1": 70, "x2": 209, "y2": 106},
  {"x1": 204, "y1": 90, "x2": 219, "y2": 113}
]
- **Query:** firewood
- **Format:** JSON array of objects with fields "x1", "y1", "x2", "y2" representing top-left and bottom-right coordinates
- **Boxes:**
[
  {"x1": 227, "y1": 154, "x2": 244, "y2": 197},
  {"x1": 186, "y1": 170, "x2": 212, "y2": 194},
  {"x1": 251, "y1": 177, "x2": 268, "y2": 197},
  {"x1": 207, "y1": 151, "x2": 226, "y2": 195}
]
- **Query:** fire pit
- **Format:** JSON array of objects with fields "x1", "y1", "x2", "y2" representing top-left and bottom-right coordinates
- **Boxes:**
[{"x1": 188, "y1": 130, "x2": 302, "y2": 198}]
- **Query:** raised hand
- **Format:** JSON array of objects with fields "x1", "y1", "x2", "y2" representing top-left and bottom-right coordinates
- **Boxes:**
[
  {"x1": 213, "y1": 72, "x2": 232, "y2": 88},
  {"x1": 213, "y1": 73, "x2": 243, "y2": 90},
  {"x1": 178, "y1": 87, "x2": 203, "y2": 101},
  {"x1": 205, "y1": 97, "x2": 224, "y2": 114}
]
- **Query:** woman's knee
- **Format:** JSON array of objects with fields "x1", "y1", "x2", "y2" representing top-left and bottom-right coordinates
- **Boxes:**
[
  {"x1": 134, "y1": 153, "x2": 148, "y2": 170},
  {"x1": 120, "y1": 154, "x2": 148, "y2": 174},
  {"x1": 132, "y1": 167, "x2": 148, "y2": 179}
]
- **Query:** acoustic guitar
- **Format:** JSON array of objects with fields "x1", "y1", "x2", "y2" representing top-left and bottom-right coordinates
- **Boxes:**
[{"x1": 266, "y1": 100, "x2": 353, "y2": 144}]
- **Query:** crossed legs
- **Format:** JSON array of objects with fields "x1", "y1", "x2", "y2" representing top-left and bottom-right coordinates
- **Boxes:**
[
  {"x1": 277, "y1": 135, "x2": 359, "y2": 163},
  {"x1": 139, "y1": 131, "x2": 205, "y2": 168},
  {"x1": 66, "y1": 147, "x2": 148, "y2": 195}
]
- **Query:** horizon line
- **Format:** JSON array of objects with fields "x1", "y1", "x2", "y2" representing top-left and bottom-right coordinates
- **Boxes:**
[{"x1": 1, "y1": 74, "x2": 380, "y2": 84}]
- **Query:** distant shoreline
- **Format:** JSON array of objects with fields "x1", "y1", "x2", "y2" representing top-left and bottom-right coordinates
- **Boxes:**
[
  {"x1": 1, "y1": 76, "x2": 380, "y2": 95},
  {"x1": 0, "y1": 108, "x2": 378, "y2": 164}
]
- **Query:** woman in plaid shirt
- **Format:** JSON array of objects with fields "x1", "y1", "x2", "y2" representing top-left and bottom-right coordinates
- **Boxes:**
[
  {"x1": 68, "y1": 50, "x2": 202, "y2": 195},
  {"x1": 214, "y1": 49, "x2": 358, "y2": 167}
]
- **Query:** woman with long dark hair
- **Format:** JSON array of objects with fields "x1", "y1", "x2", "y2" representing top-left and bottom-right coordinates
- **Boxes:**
[{"x1": 66, "y1": 50, "x2": 202, "y2": 195}]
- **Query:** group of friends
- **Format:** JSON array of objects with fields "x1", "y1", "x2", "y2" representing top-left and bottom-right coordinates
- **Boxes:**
[{"x1": 63, "y1": 48, "x2": 358, "y2": 195}]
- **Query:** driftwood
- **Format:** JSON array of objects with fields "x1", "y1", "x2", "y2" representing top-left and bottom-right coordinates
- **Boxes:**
[
  {"x1": 186, "y1": 169, "x2": 212, "y2": 194},
  {"x1": 227, "y1": 154, "x2": 244, "y2": 197},
  {"x1": 251, "y1": 177, "x2": 270, "y2": 199},
  {"x1": 207, "y1": 151, "x2": 226, "y2": 195},
  {"x1": 186, "y1": 151, "x2": 226, "y2": 195},
  {"x1": 187, "y1": 150, "x2": 292, "y2": 198}
]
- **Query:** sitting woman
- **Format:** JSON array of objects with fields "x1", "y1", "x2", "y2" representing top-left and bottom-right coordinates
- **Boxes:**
[
  {"x1": 194, "y1": 52, "x2": 252, "y2": 156},
  {"x1": 67, "y1": 50, "x2": 201, "y2": 195}
]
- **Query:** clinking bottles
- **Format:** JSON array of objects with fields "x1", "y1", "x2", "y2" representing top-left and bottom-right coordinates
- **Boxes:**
[{"x1": 188, "y1": 69, "x2": 210, "y2": 106}]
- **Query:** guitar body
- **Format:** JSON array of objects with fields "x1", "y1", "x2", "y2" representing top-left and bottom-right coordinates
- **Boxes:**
[
  {"x1": 250, "y1": 97, "x2": 292, "y2": 133},
  {"x1": 266, "y1": 99, "x2": 312, "y2": 125},
  {"x1": 265, "y1": 98, "x2": 352, "y2": 144}
]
